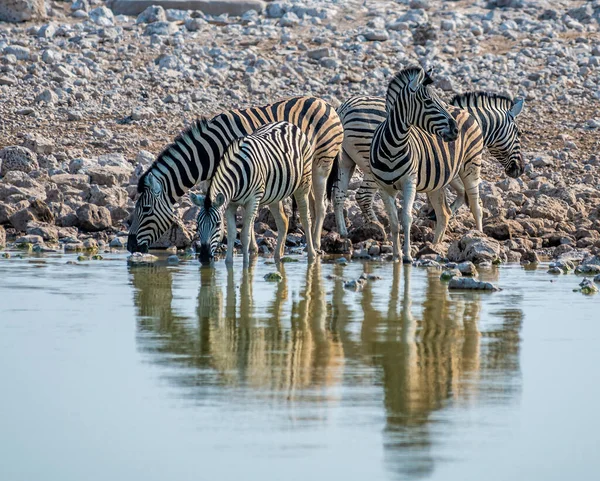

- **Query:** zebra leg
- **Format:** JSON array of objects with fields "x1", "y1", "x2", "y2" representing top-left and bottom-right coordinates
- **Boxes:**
[
  {"x1": 332, "y1": 149, "x2": 356, "y2": 239},
  {"x1": 427, "y1": 189, "x2": 451, "y2": 244},
  {"x1": 249, "y1": 226, "x2": 258, "y2": 255},
  {"x1": 295, "y1": 190, "x2": 316, "y2": 262},
  {"x1": 380, "y1": 189, "x2": 401, "y2": 261},
  {"x1": 224, "y1": 204, "x2": 237, "y2": 265},
  {"x1": 449, "y1": 178, "x2": 466, "y2": 215},
  {"x1": 400, "y1": 179, "x2": 417, "y2": 264},
  {"x1": 461, "y1": 165, "x2": 483, "y2": 232},
  {"x1": 268, "y1": 202, "x2": 288, "y2": 263},
  {"x1": 356, "y1": 173, "x2": 387, "y2": 241},
  {"x1": 311, "y1": 165, "x2": 329, "y2": 251},
  {"x1": 241, "y1": 198, "x2": 259, "y2": 268}
]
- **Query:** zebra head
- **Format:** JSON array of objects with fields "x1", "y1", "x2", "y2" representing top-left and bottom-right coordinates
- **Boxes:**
[
  {"x1": 387, "y1": 67, "x2": 458, "y2": 142},
  {"x1": 127, "y1": 172, "x2": 176, "y2": 253},
  {"x1": 191, "y1": 192, "x2": 225, "y2": 265},
  {"x1": 487, "y1": 98, "x2": 525, "y2": 178}
]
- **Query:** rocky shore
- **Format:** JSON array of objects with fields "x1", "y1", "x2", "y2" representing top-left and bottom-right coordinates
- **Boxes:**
[{"x1": 1, "y1": 0, "x2": 600, "y2": 266}]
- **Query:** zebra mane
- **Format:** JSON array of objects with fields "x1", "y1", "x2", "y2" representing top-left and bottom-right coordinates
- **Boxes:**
[
  {"x1": 137, "y1": 117, "x2": 212, "y2": 193},
  {"x1": 450, "y1": 91, "x2": 515, "y2": 111},
  {"x1": 385, "y1": 67, "x2": 428, "y2": 112}
]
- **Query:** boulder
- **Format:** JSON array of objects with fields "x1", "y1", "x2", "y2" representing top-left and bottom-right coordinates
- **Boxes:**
[
  {"x1": 149, "y1": 222, "x2": 193, "y2": 249},
  {"x1": 448, "y1": 277, "x2": 501, "y2": 291},
  {"x1": 136, "y1": 5, "x2": 166, "y2": 23},
  {"x1": 521, "y1": 195, "x2": 569, "y2": 222},
  {"x1": 26, "y1": 223, "x2": 59, "y2": 242},
  {"x1": 86, "y1": 185, "x2": 128, "y2": 207},
  {"x1": 321, "y1": 231, "x2": 351, "y2": 254},
  {"x1": 0, "y1": 0, "x2": 45, "y2": 22},
  {"x1": 447, "y1": 230, "x2": 502, "y2": 264},
  {"x1": 0, "y1": 202, "x2": 17, "y2": 224},
  {"x1": 50, "y1": 173, "x2": 91, "y2": 190},
  {"x1": 76, "y1": 204, "x2": 112, "y2": 232},
  {"x1": 483, "y1": 218, "x2": 524, "y2": 241},
  {"x1": 0, "y1": 146, "x2": 39, "y2": 177},
  {"x1": 22, "y1": 134, "x2": 54, "y2": 155},
  {"x1": 89, "y1": 6, "x2": 115, "y2": 26},
  {"x1": 8, "y1": 199, "x2": 53, "y2": 232}
]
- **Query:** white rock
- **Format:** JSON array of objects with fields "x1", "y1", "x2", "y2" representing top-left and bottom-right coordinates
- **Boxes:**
[{"x1": 89, "y1": 6, "x2": 115, "y2": 27}]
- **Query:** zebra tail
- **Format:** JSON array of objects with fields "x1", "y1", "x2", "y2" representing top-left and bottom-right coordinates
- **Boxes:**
[{"x1": 326, "y1": 151, "x2": 340, "y2": 202}]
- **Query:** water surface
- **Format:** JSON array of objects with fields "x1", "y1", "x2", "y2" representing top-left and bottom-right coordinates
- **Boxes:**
[{"x1": 0, "y1": 253, "x2": 599, "y2": 481}]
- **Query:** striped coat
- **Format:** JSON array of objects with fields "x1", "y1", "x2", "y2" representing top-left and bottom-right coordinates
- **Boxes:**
[{"x1": 128, "y1": 96, "x2": 343, "y2": 253}]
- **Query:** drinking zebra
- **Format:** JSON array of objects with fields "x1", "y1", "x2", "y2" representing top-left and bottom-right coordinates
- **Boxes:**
[
  {"x1": 330, "y1": 91, "x2": 524, "y2": 239},
  {"x1": 191, "y1": 121, "x2": 316, "y2": 266},
  {"x1": 369, "y1": 67, "x2": 484, "y2": 263},
  {"x1": 127, "y1": 96, "x2": 343, "y2": 253}
]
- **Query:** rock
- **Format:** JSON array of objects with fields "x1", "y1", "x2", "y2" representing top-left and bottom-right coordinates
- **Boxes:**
[
  {"x1": 22, "y1": 135, "x2": 54, "y2": 155},
  {"x1": 76, "y1": 204, "x2": 112, "y2": 232},
  {"x1": 594, "y1": 274, "x2": 600, "y2": 284},
  {"x1": 0, "y1": 225, "x2": 5, "y2": 248},
  {"x1": 349, "y1": 224, "x2": 385, "y2": 243},
  {"x1": 167, "y1": 254, "x2": 179, "y2": 264},
  {"x1": 109, "y1": 236, "x2": 127, "y2": 248},
  {"x1": 15, "y1": 234, "x2": 43, "y2": 245},
  {"x1": 89, "y1": 6, "x2": 115, "y2": 26},
  {"x1": 335, "y1": 257, "x2": 348, "y2": 265},
  {"x1": 364, "y1": 30, "x2": 389, "y2": 41},
  {"x1": 110, "y1": 0, "x2": 266, "y2": 17},
  {"x1": 547, "y1": 266, "x2": 563, "y2": 275},
  {"x1": 136, "y1": 5, "x2": 166, "y2": 23},
  {"x1": 127, "y1": 252, "x2": 158, "y2": 266},
  {"x1": 448, "y1": 277, "x2": 501, "y2": 291},
  {"x1": 0, "y1": 146, "x2": 38, "y2": 177},
  {"x1": 9, "y1": 208, "x2": 35, "y2": 232},
  {"x1": 26, "y1": 223, "x2": 59, "y2": 242},
  {"x1": 575, "y1": 264, "x2": 600, "y2": 275},
  {"x1": 321, "y1": 231, "x2": 351, "y2": 254},
  {"x1": 149, "y1": 222, "x2": 193, "y2": 249},
  {"x1": 447, "y1": 231, "x2": 502, "y2": 264},
  {"x1": 522, "y1": 195, "x2": 569, "y2": 223},
  {"x1": 0, "y1": 0, "x2": 45, "y2": 22},
  {"x1": 264, "y1": 272, "x2": 282, "y2": 282},
  {"x1": 344, "y1": 278, "x2": 366, "y2": 291},
  {"x1": 144, "y1": 21, "x2": 178, "y2": 36},
  {"x1": 457, "y1": 261, "x2": 478, "y2": 276},
  {"x1": 87, "y1": 166, "x2": 131, "y2": 187},
  {"x1": 483, "y1": 218, "x2": 524, "y2": 241},
  {"x1": 35, "y1": 89, "x2": 58, "y2": 104},
  {"x1": 577, "y1": 278, "x2": 598, "y2": 295},
  {"x1": 440, "y1": 269, "x2": 461, "y2": 281}
]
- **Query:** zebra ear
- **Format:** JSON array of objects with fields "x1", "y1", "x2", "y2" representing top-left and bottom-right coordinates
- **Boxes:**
[
  {"x1": 213, "y1": 192, "x2": 226, "y2": 208},
  {"x1": 423, "y1": 67, "x2": 434, "y2": 86},
  {"x1": 190, "y1": 193, "x2": 205, "y2": 207},
  {"x1": 144, "y1": 174, "x2": 161, "y2": 195},
  {"x1": 510, "y1": 98, "x2": 524, "y2": 118},
  {"x1": 408, "y1": 74, "x2": 421, "y2": 93}
]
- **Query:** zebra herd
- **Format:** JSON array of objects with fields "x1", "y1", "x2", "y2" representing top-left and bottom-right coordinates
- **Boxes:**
[{"x1": 127, "y1": 66, "x2": 525, "y2": 265}]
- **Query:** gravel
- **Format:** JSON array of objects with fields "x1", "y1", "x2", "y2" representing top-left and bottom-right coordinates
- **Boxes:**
[{"x1": 0, "y1": 0, "x2": 598, "y2": 260}]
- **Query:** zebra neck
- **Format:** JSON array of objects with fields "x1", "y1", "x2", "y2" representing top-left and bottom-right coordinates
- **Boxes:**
[
  {"x1": 461, "y1": 105, "x2": 496, "y2": 147},
  {"x1": 379, "y1": 118, "x2": 413, "y2": 160}
]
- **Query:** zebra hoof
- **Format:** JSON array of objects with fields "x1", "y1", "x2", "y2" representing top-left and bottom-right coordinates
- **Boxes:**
[{"x1": 402, "y1": 256, "x2": 413, "y2": 265}]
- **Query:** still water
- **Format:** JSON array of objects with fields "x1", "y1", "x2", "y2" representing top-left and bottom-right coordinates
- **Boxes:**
[{"x1": 0, "y1": 253, "x2": 599, "y2": 481}]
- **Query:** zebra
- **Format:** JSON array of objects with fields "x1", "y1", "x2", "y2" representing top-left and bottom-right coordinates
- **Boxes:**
[
  {"x1": 190, "y1": 121, "x2": 316, "y2": 266},
  {"x1": 369, "y1": 67, "x2": 484, "y2": 263},
  {"x1": 330, "y1": 91, "x2": 524, "y2": 240},
  {"x1": 127, "y1": 96, "x2": 343, "y2": 253}
]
